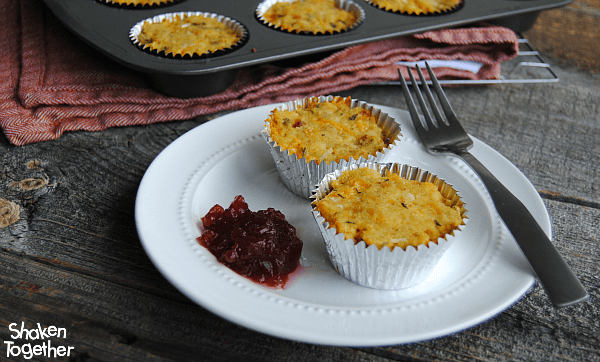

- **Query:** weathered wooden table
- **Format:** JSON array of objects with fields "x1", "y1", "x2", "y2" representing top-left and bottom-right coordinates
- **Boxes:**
[{"x1": 1, "y1": 3, "x2": 599, "y2": 361}]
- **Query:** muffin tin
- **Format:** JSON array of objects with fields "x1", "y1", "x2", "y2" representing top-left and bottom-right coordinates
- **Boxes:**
[{"x1": 41, "y1": 0, "x2": 571, "y2": 98}]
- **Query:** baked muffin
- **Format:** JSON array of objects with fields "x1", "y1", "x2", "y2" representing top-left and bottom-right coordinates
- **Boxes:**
[
  {"x1": 267, "y1": 96, "x2": 390, "y2": 165},
  {"x1": 101, "y1": 0, "x2": 178, "y2": 7},
  {"x1": 131, "y1": 12, "x2": 246, "y2": 58},
  {"x1": 311, "y1": 163, "x2": 467, "y2": 289},
  {"x1": 257, "y1": 0, "x2": 364, "y2": 34},
  {"x1": 367, "y1": 0, "x2": 462, "y2": 15},
  {"x1": 261, "y1": 96, "x2": 401, "y2": 199},
  {"x1": 315, "y1": 166, "x2": 465, "y2": 249}
]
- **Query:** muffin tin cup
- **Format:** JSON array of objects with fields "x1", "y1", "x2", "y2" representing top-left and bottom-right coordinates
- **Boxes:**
[
  {"x1": 261, "y1": 95, "x2": 402, "y2": 199},
  {"x1": 129, "y1": 11, "x2": 248, "y2": 59},
  {"x1": 364, "y1": 0, "x2": 464, "y2": 16},
  {"x1": 310, "y1": 162, "x2": 467, "y2": 290},
  {"x1": 256, "y1": 0, "x2": 365, "y2": 35}
]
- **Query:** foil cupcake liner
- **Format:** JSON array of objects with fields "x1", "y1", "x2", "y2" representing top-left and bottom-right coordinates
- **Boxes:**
[
  {"x1": 310, "y1": 162, "x2": 467, "y2": 290},
  {"x1": 364, "y1": 0, "x2": 463, "y2": 16},
  {"x1": 98, "y1": 0, "x2": 183, "y2": 9},
  {"x1": 129, "y1": 12, "x2": 248, "y2": 59},
  {"x1": 256, "y1": 0, "x2": 365, "y2": 35},
  {"x1": 261, "y1": 95, "x2": 402, "y2": 199}
]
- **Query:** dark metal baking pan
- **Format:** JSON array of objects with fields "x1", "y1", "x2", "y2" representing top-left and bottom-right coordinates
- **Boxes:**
[{"x1": 41, "y1": 0, "x2": 570, "y2": 98}]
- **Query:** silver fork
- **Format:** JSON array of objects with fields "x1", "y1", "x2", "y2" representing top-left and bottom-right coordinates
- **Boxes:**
[{"x1": 399, "y1": 63, "x2": 588, "y2": 308}]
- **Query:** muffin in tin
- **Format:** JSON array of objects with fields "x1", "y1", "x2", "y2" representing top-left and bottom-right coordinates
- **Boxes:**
[
  {"x1": 365, "y1": 0, "x2": 462, "y2": 15},
  {"x1": 256, "y1": 0, "x2": 365, "y2": 35},
  {"x1": 130, "y1": 12, "x2": 247, "y2": 59},
  {"x1": 311, "y1": 163, "x2": 467, "y2": 289},
  {"x1": 99, "y1": 0, "x2": 182, "y2": 8},
  {"x1": 261, "y1": 96, "x2": 402, "y2": 199}
]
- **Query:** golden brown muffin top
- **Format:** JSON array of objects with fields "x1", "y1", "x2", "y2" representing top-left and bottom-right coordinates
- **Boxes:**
[
  {"x1": 137, "y1": 14, "x2": 241, "y2": 57},
  {"x1": 262, "y1": 0, "x2": 360, "y2": 34},
  {"x1": 266, "y1": 97, "x2": 388, "y2": 164},
  {"x1": 314, "y1": 167, "x2": 465, "y2": 250}
]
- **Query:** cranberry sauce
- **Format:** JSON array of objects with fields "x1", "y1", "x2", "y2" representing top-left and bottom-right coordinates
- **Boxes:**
[{"x1": 197, "y1": 195, "x2": 303, "y2": 287}]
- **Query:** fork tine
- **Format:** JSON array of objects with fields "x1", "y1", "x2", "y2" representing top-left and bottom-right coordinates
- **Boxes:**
[
  {"x1": 424, "y1": 62, "x2": 458, "y2": 124},
  {"x1": 407, "y1": 66, "x2": 436, "y2": 130},
  {"x1": 398, "y1": 68, "x2": 425, "y2": 132},
  {"x1": 415, "y1": 64, "x2": 445, "y2": 126}
]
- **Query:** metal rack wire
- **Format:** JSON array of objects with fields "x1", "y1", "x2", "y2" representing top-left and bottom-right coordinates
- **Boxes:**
[{"x1": 377, "y1": 35, "x2": 559, "y2": 86}]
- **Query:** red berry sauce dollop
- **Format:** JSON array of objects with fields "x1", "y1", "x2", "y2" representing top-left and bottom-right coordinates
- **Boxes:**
[{"x1": 197, "y1": 195, "x2": 303, "y2": 288}]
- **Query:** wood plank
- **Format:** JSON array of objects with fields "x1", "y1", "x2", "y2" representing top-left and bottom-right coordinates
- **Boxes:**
[
  {"x1": 523, "y1": 0, "x2": 600, "y2": 73},
  {"x1": 0, "y1": 119, "x2": 201, "y2": 299},
  {"x1": 0, "y1": 251, "x2": 390, "y2": 361}
]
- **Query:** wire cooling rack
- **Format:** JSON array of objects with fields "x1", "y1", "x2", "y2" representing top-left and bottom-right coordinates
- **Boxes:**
[{"x1": 377, "y1": 36, "x2": 558, "y2": 86}]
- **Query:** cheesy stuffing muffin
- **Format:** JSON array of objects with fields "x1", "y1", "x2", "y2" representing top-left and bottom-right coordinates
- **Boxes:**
[
  {"x1": 266, "y1": 97, "x2": 389, "y2": 164},
  {"x1": 136, "y1": 14, "x2": 242, "y2": 57},
  {"x1": 106, "y1": 0, "x2": 176, "y2": 6},
  {"x1": 315, "y1": 167, "x2": 465, "y2": 250},
  {"x1": 369, "y1": 0, "x2": 461, "y2": 14},
  {"x1": 261, "y1": 0, "x2": 360, "y2": 34}
]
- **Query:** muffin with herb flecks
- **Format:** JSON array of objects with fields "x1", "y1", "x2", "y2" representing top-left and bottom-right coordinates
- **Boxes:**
[
  {"x1": 130, "y1": 12, "x2": 247, "y2": 58},
  {"x1": 257, "y1": 0, "x2": 364, "y2": 35},
  {"x1": 311, "y1": 163, "x2": 467, "y2": 289},
  {"x1": 261, "y1": 95, "x2": 401, "y2": 199}
]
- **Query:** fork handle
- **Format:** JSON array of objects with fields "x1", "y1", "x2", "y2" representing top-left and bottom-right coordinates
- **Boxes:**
[{"x1": 458, "y1": 151, "x2": 589, "y2": 308}]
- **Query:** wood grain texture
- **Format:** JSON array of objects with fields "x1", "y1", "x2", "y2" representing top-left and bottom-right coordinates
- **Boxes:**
[
  {"x1": 2, "y1": 9, "x2": 600, "y2": 362},
  {"x1": 523, "y1": 0, "x2": 600, "y2": 73}
]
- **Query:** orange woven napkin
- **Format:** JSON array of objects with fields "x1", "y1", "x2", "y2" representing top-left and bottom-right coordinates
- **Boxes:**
[{"x1": 0, "y1": 0, "x2": 519, "y2": 146}]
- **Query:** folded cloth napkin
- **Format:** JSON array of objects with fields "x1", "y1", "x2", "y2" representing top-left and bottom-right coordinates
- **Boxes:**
[{"x1": 0, "y1": 0, "x2": 519, "y2": 146}]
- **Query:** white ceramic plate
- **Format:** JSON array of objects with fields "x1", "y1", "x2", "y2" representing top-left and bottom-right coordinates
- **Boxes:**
[{"x1": 135, "y1": 103, "x2": 551, "y2": 346}]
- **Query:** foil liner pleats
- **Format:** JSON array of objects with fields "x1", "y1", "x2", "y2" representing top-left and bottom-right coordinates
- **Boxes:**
[
  {"x1": 98, "y1": 0, "x2": 183, "y2": 9},
  {"x1": 364, "y1": 0, "x2": 463, "y2": 16},
  {"x1": 311, "y1": 162, "x2": 467, "y2": 290},
  {"x1": 261, "y1": 96, "x2": 402, "y2": 199}
]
